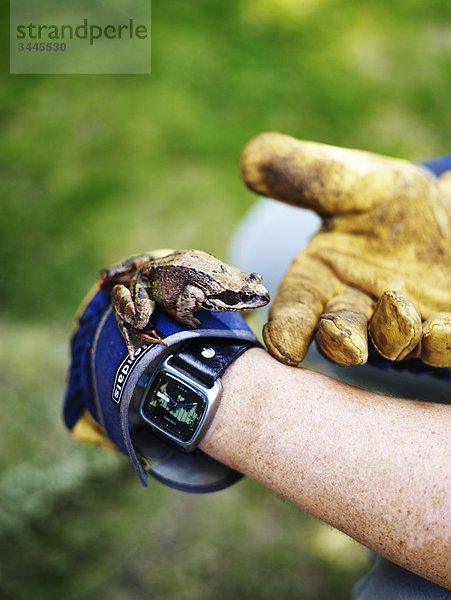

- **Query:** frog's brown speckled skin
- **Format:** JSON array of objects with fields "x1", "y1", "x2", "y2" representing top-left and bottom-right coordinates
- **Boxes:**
[{"x1": 100, "y1": 250, "x2": 270, "y2": 358}]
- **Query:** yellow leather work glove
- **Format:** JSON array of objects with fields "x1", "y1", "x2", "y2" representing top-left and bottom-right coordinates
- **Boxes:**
[{"x1": 241, "y1": 132, "x2": 451, "y2": 368}]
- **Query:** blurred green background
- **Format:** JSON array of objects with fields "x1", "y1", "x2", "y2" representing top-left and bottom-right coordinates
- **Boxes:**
[{"x1": 1, "y1": 1, "x2": 451, "y2": 598}]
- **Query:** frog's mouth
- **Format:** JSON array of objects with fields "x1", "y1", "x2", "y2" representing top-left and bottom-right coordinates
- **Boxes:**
[{"x1": 204, "y1": 290, "x2": 270, "y2": 311}]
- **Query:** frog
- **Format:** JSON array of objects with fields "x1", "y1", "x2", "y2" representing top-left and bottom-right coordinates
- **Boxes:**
[{"x1": 100, "y1": 249, "x2": 270, "y2": 358}]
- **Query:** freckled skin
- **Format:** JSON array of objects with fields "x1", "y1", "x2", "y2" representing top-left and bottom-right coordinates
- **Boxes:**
[
  {"x1": 200, "y1": 349, "x2": 451, "y2": 589},
  {"x1": 100, "y1": 249, "x2": 270, "y2": 357}
]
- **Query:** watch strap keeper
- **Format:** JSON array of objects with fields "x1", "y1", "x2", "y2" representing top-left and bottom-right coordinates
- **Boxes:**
[{"x1": 169, "y1": 337, "x2": 259, "y2": 388}]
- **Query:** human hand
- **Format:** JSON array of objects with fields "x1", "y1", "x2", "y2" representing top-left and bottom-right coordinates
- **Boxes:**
[{"x1": 241, "y1": 133, "x2": 451, "y2": 367}]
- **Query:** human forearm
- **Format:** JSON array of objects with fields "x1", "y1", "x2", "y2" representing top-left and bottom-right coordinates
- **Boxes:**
[{"x1": 199, "y1": 349, "x2": 451, "y2": 588}]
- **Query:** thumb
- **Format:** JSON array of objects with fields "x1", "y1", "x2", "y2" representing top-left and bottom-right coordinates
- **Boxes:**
[{"x1": 241, "y1": 132, "x2": 434, "y2": 217}]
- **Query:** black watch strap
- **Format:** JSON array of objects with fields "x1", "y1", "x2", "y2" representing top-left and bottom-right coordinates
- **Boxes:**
[{"x1": 169, "y1": 337, "x2": 259, "y2": 388}]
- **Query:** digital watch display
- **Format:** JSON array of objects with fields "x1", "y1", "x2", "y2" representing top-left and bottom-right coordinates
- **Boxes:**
[
  {"x1": 139, "y1": 354, "x2": 222, "y2": 452},
  {"x1": 142, "y1": 372, "x2": 207, "y2": 442}
]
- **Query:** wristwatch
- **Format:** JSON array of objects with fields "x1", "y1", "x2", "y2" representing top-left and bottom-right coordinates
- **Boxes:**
[{"x1": 134, "y1": 337, "x2": 257, "y2": 452}]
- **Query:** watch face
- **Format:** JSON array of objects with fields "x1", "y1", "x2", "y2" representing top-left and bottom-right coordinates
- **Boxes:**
[{"x1": 141, "y1": 372, "x2": 207, "y2": 443}]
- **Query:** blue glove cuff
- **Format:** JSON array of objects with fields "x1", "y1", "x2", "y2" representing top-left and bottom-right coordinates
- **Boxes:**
[{"x1": 64, "y1": 288, "x2": 260, "y2": 490}]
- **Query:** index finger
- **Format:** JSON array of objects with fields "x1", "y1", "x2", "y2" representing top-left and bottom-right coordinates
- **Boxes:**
[
  {"x1": 241, "y1": 132, "x2": 434, "y2": 217},
  {"x1": 264, "y1": 252, "x2": 341, "y2": 365}
]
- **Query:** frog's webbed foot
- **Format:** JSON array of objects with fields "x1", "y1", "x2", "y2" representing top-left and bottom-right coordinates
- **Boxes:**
[
  {"x1": 138, "y1": 327, "x2": 169, "y2": 347},
  {"x1": 166, "y1": 310, "x2": 201, "y2": 329},
  {"x1": 115, "y1": 319, "x2": 168, "y2": 359},
  {"x1": 187, "y1": 317, "x2": 201, "y2": 328}
]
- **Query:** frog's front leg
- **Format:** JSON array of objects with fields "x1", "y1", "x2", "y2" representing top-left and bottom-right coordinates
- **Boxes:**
[{"x1": 167, "y1": 285, "x2": 206, "y2": 328}]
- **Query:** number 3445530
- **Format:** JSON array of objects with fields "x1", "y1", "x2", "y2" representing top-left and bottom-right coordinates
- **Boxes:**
[{"x1": 18, "y1": 42, "x2": 67, "y2": 51}]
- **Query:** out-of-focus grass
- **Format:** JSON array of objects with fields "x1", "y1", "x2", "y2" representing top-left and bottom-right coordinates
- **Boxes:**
[
  {"x1": 1, "y1": 0, "x2": 451, "y2": 598},
  {"x1": 2, "y1": 0, "x2": 451, "y2": 321}
]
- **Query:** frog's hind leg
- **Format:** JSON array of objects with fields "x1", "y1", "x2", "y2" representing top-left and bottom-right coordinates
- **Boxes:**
[
  {"x1": 100, "y1": 255, "x2": 152, "y2": 290},
  {"x1": 112, "y1": 281, "x2": 156, "y2": 357},
  {"x1": 112, "y1": 282, "x2": 153, "y2": 328},
  {"x1": 114, "y1": 315, "x2": 136, "y2": 359}
]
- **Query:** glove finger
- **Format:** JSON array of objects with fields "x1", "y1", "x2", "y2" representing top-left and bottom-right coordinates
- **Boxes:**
[
  {"x1": 420, "y1": 312, "x2": 451, "y2": 368},
  {"x1": 369, "y1": 291, "x2": 422, "y2": 361},
  {"x1": 241, "y1": 132, "x2": 433, "y2": 217},
  {"x1": 316, "y1": 287, "x2": 374, "y2": 366},
  {"x1": 263, "y1": 253, "x2": 341, "y2": 365}
]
